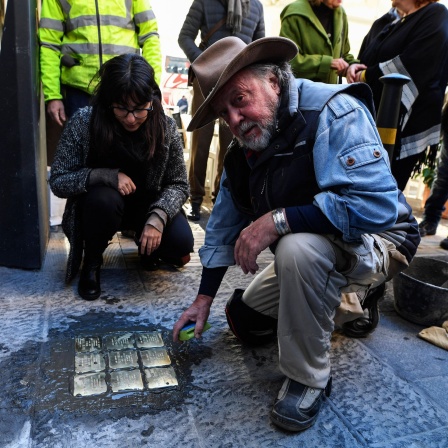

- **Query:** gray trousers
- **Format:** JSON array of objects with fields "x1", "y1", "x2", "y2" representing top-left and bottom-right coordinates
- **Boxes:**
[{"x1": 241, "y1": 232, "x2": 405, "y2": 389}]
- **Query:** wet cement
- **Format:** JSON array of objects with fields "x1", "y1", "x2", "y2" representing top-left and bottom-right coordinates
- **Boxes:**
[{"x1": 0, "y1": 310, "x2": 213, "y2": 439}]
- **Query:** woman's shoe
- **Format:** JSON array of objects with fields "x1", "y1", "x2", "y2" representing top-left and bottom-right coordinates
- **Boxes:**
[
  {"x1": 78, "y1": 264, "x2": 101, "y2": 300},
  {"x1": 140, "y1": 254, "x2": 160, "y2": 271}
]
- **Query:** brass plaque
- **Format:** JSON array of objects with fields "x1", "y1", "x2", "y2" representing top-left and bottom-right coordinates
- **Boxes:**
[
  {"x1": 110, "y1": 369, "x2": 144, "y2": 392},
  {"x1": 140, "y1": 347, "x2": 171, "y2": 368},
  {"x1": 75, "y1": 352, "x2": 106, "y2": 374},
  {"x1": 103, "y1": 332, "x2": 135, "y2": 351},
  {"x1": 75, "y1": 336, "x2": 102, "y2": 353},
  {"x1": 144, "y1": 367, "x2": 178, "y2": 389},
  {"x1": 135, "y1": 331, "x2": 164, "y2": 348},
  {"x1": 73, "y1": 372, "x2": 107, "y2": 396},
  {"x1": 109, "y1": 349, "x2": 139, "y2": 370}
]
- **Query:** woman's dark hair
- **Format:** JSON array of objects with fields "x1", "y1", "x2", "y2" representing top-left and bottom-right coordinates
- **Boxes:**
[{"x1": 90, "y1": 53, "x2": 165, "y2": 159}]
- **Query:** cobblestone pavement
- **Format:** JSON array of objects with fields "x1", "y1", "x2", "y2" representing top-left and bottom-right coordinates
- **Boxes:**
[{"x1": 0, "y1": 199, "x2": 447, "y2": 448}]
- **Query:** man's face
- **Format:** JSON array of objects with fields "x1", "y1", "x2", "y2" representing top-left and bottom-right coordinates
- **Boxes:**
[
  {"x1": 211, "y1": 68, "x2": 280, "y2": 151},
  {"x1": 323, "y1": 0, "x2": 342, "y2": 9}
]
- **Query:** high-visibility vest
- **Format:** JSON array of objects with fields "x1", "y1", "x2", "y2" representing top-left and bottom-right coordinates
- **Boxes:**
[{"x1": 39, "y1": 0, "x2": 162, "y2": 102}]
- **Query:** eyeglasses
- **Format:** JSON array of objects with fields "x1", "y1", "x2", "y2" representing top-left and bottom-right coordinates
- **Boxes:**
[{"x1": 111, "y1": 105, "x2": 153, "y2": 118}]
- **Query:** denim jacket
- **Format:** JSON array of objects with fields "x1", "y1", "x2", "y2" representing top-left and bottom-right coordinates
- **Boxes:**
[{"x1": 199, "y1": 77, "x2": 419, "y2": 269}]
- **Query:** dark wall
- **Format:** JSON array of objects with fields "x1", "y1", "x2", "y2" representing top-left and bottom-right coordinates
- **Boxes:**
[{"x1": 0, "y1": 0, "x2": 48, "y2": 269}]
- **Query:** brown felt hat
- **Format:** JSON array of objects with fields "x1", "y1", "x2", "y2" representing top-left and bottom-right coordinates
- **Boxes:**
[{"x1": 187, "y1": 36, "x2": 298, "y2": 132}]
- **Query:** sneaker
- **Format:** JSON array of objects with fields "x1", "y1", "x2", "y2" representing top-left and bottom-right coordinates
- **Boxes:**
[
  {"x1": 418, "y1": 220, "x2": 438, "y2": 237},
  {"x1": 270, "y1": 377, "x2": 332, "y2": 432},
  {"x1": 440, "y1": 237, "x2": 448, "y2": 250}
]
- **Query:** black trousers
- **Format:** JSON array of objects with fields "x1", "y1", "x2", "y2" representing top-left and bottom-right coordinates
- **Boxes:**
[{"x1": 80, "y1": 186, "x2": 194, "y2": 263}]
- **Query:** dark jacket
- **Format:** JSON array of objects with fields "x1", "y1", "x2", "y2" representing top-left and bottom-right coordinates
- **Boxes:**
[
  {"x1": 50, "y1": 107, "x2": 189, "y2": 282},
  {"x1": 178, "y1": 0, "x2": 265, "y2": 63},
  {"x1": 359, "y1": 3, "x2": 448, "y2": 161}
]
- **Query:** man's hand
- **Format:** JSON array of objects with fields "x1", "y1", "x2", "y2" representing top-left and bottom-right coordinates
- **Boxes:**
[
  {"x1": 234, "y1": 211, "x2": 280, "y2": 275},
  {"x1": 173, "y1": 294, "x2": 213, "y2": 341},
  {"x1": 118, "y1": 172, "x2": 136, "y2": 195},
  {"x1": 346, "y1": 63, "x2": 367, "y2": 83},
  {"x1": 47, "y1": 100, "x2": 66, "y2": 126}
]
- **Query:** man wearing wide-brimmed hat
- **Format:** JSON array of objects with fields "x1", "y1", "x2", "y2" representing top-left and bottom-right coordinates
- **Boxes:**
[{"x1": 173, "y1": 36, "x2": 420, "y2": 432}]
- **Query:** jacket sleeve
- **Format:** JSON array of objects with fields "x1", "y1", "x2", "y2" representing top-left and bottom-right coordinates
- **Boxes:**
[
  {"x1": 39, "y1": 0, "x2": 65, "y2": 102},
  {"x1": 364, "y1": 5, "x2": 448, "y2": 124},
  {"x1": 280, "y1": 15, "x2": 333, "y2": 80},
  {"x1": 199, "y1": 170, "x2": 251, "y2": 268},
  {"x1": 49, "y1": 111, "x2": 92, "y2": 198},
  {"x1": 341, "y1": 12, "x2": 357, "y2": 66},
  {"x1": 313, "y1": 93, "x2": 399, "y2": 242},
  {"x1": 253, "y1": 2, "x2": 266, "y2": 40},
  {"x1": 148, "y1": 118, "x2": 190, "y2": 220},
  {"x1": 178, "y1": 0, "x2": 204, "y2": 63},
  {"x1": 134, "y1": 0, "x2": 162, "y2": 85}
]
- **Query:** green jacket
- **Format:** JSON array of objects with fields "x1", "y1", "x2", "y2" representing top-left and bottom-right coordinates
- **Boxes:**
[
  {"x1": 280, "y1": 0, "x2": 357, "y2": 83},
  {"x1": 39, "y1": 0, "x2": 162, "y2": 102}
]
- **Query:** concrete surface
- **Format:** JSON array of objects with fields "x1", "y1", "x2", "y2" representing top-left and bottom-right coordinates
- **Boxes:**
[{"x1": 0, "y1": 200, "x2": 448, "y2": 448}]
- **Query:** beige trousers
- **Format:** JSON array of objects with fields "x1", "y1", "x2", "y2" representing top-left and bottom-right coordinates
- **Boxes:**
[{"x1": 241, "y1": 232, "x2": 405, "y2": 389}]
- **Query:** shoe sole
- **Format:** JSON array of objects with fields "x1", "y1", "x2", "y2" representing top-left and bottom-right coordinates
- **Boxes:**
[
  {"x1": 78, "y1": 290, "x2": 101, "y2": 301},
  {"x1": 270, "y1": 410, "x2": 315, "y2": 432}
]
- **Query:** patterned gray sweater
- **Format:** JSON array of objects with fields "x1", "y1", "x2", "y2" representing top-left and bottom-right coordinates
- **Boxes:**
[{"x1": 50, "y1": 107, "x2": 189, "y2": 282}]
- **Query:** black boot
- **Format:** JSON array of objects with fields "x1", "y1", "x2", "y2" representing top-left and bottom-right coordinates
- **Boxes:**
[
  {"x1": 342, "y1": 283, "x2": 386, "y2": 338},
  {"x1": 225, "y1": 289, "x2": 278, "y2": 345},
  {"x1": 78, "y1": 256, "x2": 102, "y2": 301},
  {"x1": 187, "y1": 202, "x2": 201, "y2": 221}
]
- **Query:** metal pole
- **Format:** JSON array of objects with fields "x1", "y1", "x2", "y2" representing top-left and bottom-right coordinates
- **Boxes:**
[{"x1": 376, "y1": 73, "x2": 411, "y2": 164}]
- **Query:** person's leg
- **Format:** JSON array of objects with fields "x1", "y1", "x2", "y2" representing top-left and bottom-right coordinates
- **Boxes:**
[
  {"x1": 153, "y1": 212, "x2": 194, "y2": 266},
  {"x1": 212, "y1": 121, "x2": 233, "y2": 202},
  {"x1": 62, "y1": 85, "x2": 91, "y2": 119},
  {"x1": 230, "y1": 232, "x2": 389, "y2": 431},
  {"x1": 188, "y1": 79, "x2": 214, "y2": 220},
  {"x1": 130, "y1": 198, "x2": 193, "y2": 269},
  {"x1": 79, "y1": 186, "x2": 124, "y2": 300},
  {"x1": 421, "y1": 133, "x2": 448, "y2": 237},
  {"x1": 391, "y1": 152, "x2": 421, "y2": 191}
]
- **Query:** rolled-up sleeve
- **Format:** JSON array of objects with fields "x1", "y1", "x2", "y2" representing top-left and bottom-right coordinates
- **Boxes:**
[{"x1": 198, "y1": 170, "x2": 251, "y2": 267}]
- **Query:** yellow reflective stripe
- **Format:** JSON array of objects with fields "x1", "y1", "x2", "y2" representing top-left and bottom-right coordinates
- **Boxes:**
[{"x1": 377, "y1": 127, "x2": 397, "y2": 145}]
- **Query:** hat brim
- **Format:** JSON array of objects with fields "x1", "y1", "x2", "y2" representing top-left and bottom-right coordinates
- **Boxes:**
[{"x1": 187, "y1": 37, "x2": 298, "y2": 132}]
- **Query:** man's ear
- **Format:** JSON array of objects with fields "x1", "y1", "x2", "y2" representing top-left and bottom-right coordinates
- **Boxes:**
[{"x1": 269, "y1": 75, "x2": 281, "y2": 95}]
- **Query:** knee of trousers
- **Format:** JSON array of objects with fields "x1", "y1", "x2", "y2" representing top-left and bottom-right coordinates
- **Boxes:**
[
  {"x1": 225, "y1": 289, "x2": 277, "y2": 346},
  {"x1": 83, "y1": 186, "x2": 124, "y2": 218},
  {"x1": 274, "y1": 233, "x2": 336, "y2": 279}
]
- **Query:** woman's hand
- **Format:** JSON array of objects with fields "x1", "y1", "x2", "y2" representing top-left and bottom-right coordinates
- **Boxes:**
[
  {"x1": 117, "y1": 172, "x2": 136, "y2": 195},
  {"x1": 331, "y1": 58, "x2": 349, "y2": 76},
  {"x1": 139, "y1": 224, "x2": 162, "y2": 255},
  {"x1": 346, "y1": 63, "x2": 367, "y2": 83}
]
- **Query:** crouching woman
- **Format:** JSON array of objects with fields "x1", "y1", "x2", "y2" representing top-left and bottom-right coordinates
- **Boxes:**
[{"x1": 50, "y1": 54, "x2": 193, "y2": 300}]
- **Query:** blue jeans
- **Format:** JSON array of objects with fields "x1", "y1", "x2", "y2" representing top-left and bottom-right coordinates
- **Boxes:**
[{"x1": 423, "y1": 130, "x2": 448, "y2": 224}]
